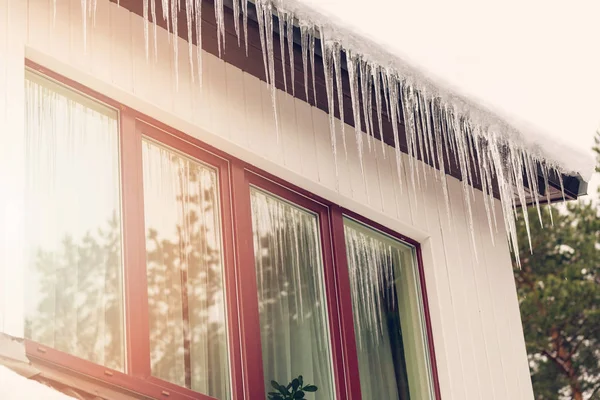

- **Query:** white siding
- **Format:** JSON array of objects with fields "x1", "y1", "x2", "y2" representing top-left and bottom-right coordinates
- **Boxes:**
[{"x1": 0, "y1": 0, "x2": 535, "y2": 398}]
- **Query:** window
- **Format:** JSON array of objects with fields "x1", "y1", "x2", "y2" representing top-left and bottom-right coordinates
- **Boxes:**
[
  {"x1": 21, "y1": 63, "x2": 439, "y2": 400},
  {"x1": 250, "y1": 188, "x2": 335, "y2": 399},
  {"x1": 23, "y1": 71, "x2": 125, "y2": 371},
  {"x1": 142, "y1": 140, "x2": 230, "y2": 398},
  {"x1": 344, "y1": 218, "x2": 434, "y2": 400}
]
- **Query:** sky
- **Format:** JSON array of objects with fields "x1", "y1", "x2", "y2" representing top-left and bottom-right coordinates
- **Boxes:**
[{"x1": 295, "y1": 0, "x2": 600, "y2": 196}]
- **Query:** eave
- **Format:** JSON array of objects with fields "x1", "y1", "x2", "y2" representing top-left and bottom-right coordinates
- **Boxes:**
[{"x1": 111, "y1": 0, "x2": 587, "y2": 204}]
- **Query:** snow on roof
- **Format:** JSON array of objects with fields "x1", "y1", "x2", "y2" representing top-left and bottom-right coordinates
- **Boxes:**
[{"x1": 275, "y1": 0, "x2": 597, "y2": 179}]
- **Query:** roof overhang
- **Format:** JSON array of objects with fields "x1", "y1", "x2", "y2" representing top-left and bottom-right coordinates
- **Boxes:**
[{"x1": 111, "y1": 0, "x2": 588, "y2": 204}]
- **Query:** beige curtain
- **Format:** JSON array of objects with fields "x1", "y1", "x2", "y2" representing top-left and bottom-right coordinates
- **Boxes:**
[
  {"x1": 344, "y1": 218, "x2": 434, "y2": 400},
  {"x1": 250, "y1": 188, "x2": 335, "y2": 400},
  {"x1": 142, "y1": 140, "x2": 230, "y2": 398},
  {"x1": 23, "y1": 71, "x2": 125, "y2": 371}
]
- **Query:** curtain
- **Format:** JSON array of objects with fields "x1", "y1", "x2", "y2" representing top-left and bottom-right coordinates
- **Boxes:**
[
  {"x1": 344, "y1": 218, "x2": 434, "y2": 400},
  {"x1": 250, "y1": 189, "x2": 335, "y2": 399},
  {"x1": 142, "y1": 140, "x2": 230, "y2": 399},
  {"x1": 23, "y1": 71, "x2": 125, "y2": 371}
]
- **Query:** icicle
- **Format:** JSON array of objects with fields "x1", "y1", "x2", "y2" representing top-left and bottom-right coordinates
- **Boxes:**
[
  {"x1": 194, "y1": 0, "x2": 203, "y2": 86},
  {"x1": 171, "y1": 0, "x2": 179, "y2": 89},
  {"x1": 151, "y1": 0, "x2": 158, "y2": 61},
  {"x1": 373, "y1": 66, "x2": 384, "y2": 154},
  {"x1": 332, "y1": 43, "x2": 347, "y2": 160},
  {"x1": 346, "y1": 51, "x2": 365, "y2": 179},
  {"x1": 161, "y1": 0, "x2": 170, "y2": 39},
  {"x1": 277, "y1": 9, "x2": 288, "y2": 94},
  {"x1": 233, "y1": 0, "x2": 241, "y2": 47},
  {"x1": 143, "y1": 0, "x2": 149, "y2": 60},
  {"x1": 321, "y1": 37, "x2": 339, "y2": 178},
  {"x1": 185, "y1": 0, "x2": 194, "y2": 82},
  {"x1": 387, "y1": 75, "x2": 404, "y2": 192},
  {"x1": 300, "y1": 24, "x2": 310, "y2": 103},
  {"x1": 256, "y1": 1, "x2": 280, "y2": 140},
  {"x1": 242, "y1": 0, "x2": 249, "y2": 56},
  {"x1": 309, "y1": 31, "x2": 318, "y2": 106},
  {"x1": 286, "y1": 13, "x2": 295, "y2": 96},
  {"x1": 360, "y1": 61, "x2": 373, "y2": 152},
  {"x1": 214, "y1": 0, "x2": 225, "y2": 57}
]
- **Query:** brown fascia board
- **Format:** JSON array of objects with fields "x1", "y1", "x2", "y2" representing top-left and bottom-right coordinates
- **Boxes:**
[{"x1": 110, "y1": 0, "x2": 581, "y2": 203}]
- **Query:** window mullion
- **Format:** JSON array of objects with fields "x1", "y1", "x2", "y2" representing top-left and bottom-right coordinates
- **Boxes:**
[
  {"x1": 329, "y1": 206, "x2": 363, "y2": 399},
  {"x1": 230, "y1": 163, "x2": 266, "y2": 400},
  {"x1": 120, "y1": 111, "x2": 151, "y2": 377}
]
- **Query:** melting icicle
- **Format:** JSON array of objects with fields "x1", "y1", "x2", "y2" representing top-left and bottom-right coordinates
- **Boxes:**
[
  {"x1": 233, "y1": 0, "x2": 241, "y2": 47},
  {"x1": 242, "y1": 0, "x2": 249, "y2": 56},
  {"x1": 214, "y1": 0, "x2": 225, "y2": 57},
  {"x1": 277, "y1": 9, "x2": 288, "y2": 94},
  {"x1": 286, "y1": 13, "x2": 295, "y2": 96},
  {"x1": 332, "y1": 43, "x2": 347, "y2": 159},
  {"x1": 309, "y1": 31, "x2": 318, "y2": 106},
  {"x1": 321, "y1": 36, "x2": 339, "y2": 177},
  {"x1": 194, "y1": 0, "x2": 203, "y2": 86},
  {"x1": 75, "y1": 0, "x2": 572, "y2": 269},
  {"x1": 300, "y1": 24, "x2": 310, "y2": 103}
]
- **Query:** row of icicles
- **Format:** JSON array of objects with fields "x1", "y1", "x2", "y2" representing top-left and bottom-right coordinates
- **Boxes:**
[{"x1": 68, "y1": 0, "x2": 567, "y2": 265}]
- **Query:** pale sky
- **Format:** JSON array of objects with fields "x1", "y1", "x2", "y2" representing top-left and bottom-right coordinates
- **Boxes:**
[{"x1": 294, "y1": 0, "x2": 600, "y2": 194}]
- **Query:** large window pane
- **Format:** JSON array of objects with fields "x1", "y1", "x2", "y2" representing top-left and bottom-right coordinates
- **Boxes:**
[
  {"x1": 250, "y1": 189, "x2": 335, "y2": 399},
  {"x1": 23, "y1": 71, "x2": 125, "y2": 371},
  {"x1": 142, "y1": 140, "x2": 230, "y2": 398},
  {"x1": 344, "y1": 218, "x2": 434, "y2": 400}
]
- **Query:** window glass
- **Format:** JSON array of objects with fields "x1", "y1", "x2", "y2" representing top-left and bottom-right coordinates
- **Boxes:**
[
  {"x1": 344, "y1": 218, "x2": 434, "y2": 400},
  {"x1": 250, "y1": 188, "x2": 335, "y2": 399},
  {"x1": 23, "y1": 71, "x2": 125, "y2": 371},
  {"x1": 142, "y1": 140, "x2": 230, "y2": 398}
]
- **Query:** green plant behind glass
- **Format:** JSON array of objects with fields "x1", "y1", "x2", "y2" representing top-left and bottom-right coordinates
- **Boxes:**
[{"x1": 268, "y1": 376, "x2": 318, "y2": 400}]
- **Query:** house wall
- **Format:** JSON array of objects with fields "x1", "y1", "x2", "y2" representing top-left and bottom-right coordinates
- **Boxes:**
[{"x1": 0, "y1": 0, "x2": 535, "y2": 399}]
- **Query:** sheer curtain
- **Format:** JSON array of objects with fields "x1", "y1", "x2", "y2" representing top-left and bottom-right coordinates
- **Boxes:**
[
  {"x1": 142, "y1": 140, "x2": 230, "y2": 399},
  {"x1": 344, "y1": 218, "x2": 434, "y2": 400},
  {"x1": 23, "y1": 71, "x2": 125, "y2": 371},
  {"x1": 250, "y1": 189, "x2": 334, "y2": 399}
]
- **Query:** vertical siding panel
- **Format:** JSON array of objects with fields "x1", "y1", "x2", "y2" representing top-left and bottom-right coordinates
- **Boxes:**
[
  {"x1": 205, "y1": 54, "x2": 229, "y2": 141},
  {"x1": 69, "y1": 0, "x2": 88, "y2": 69},
  {"x1": 27, "y1": 0, "x2": 50, "y2": 49},
  {"x1": 109, "y1": 2, "x2": 133, "y2": 93},
  {"x1": 130, "y1": 11, "x2": 152, "y2": 104},
  {"x1": 485, "y1": 202, "x2": 524, "y2": 400},
  {"x1": 311, "y1": 108, "x2": 337, "y2": 191},
  {"x1": 362, "y1": 140, "x2": 382, "y2": 212},
  {"x1": 0, "y1": 0, "x2": 7, "y2": 335},
  {"x1": 189, "y1": 51, "x2": 212, "y2": 133},
  {"x1": 53, "y1": 0, "x2": 71, "y2": 60},
  {"x1": 447, "y1": 180, "x2": 495, "y2": 399},
  {"x1": 242, "y1": 72, "x2": 267, "y2": 159},
  {"x1": 90, "y1": 0, "x2": 111, "y2": 84},
  {"x1": 472, "y1": 191, "x2": 511, "y2": 399},
  {"x1": 435, "y1": 176, "x2": 476, "y2": 399},
  {"x1": 2, "y1": 0, "x2": 26, "y2": 337},
  {"x1": 490, "y1": 200, "x2": 535, "y2": 399},
  {"x1": 419, "y1": 169, "x2": 458, "y2": 400},
  {"x1": 294, "y1": 99, "x2": 319, "y2": 183},
  {"x1": 260, "y1": 85, "x2": 282, "y2": 164},
  {"x1": 278, "y1": 90, "x2": 302, "y2": 174},
  {"x1": 224, "y1": 63, "x2": 248, "y2": 148},
  {"x1": 389, "y1": 153, "x2": 414, "y2": 226},
  {"x1": 334, "y1": 122, "x2": 354, "y2": 201},
  {"x1": 172, "y1": 36, "x2": 193, "y2": 124}
]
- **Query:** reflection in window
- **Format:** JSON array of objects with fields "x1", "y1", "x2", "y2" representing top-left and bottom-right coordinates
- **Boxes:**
[
  {"x1": 250, "y1": 189, "x2": 335, "y2": 399},
  {"x1": 344, "y1": 218, "x2": 434, "y2": 400},
  {"x1": 23, "y1": 71, "x2": 125, "y2": 371},
  {"x1": 142, "y1": 140, "x2": 230, "y2": 398}
]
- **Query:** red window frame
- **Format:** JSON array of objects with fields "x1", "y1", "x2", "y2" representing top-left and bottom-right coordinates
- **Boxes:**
[{"x1": 23, "y1": 59, "x2": 441, "y2": 400}]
